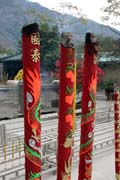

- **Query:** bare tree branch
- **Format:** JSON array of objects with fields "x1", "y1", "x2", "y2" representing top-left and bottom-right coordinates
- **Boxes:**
[{"x1": 101, "y1": 0, "x2": 120, "y2": 26}]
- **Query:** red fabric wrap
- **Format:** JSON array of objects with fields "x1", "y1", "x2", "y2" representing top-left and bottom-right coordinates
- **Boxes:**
[
  {"x1": 114, "y1": 88, "x2": 120, "y2": 178},
  {"x1": 57, "y1": 44, "x2": 75, "y2": 180},
  {"x1": 22, "y1": 23, "x2": 41, "y2": 180},
  {"x1": 114, "y1": 94, "x2": 119, "y2": 101},
  {"x1": 78, "y1": 33, "x2": 98, "y2": 180},
  {"x1": 114, "y1": 104, "x2": 119, "y2": 111}
]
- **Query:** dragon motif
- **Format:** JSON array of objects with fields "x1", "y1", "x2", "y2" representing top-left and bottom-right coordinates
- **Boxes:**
[
  {"x1": 25, "y1": 67, "x2": 41, "y2": 179},
  {"x1": 26, "y1": 68, "x2": 41, "y2": 140}
]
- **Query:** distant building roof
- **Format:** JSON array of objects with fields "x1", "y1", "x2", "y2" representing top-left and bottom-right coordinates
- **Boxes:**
[{"x1": 0, "y1": 53, "x2": 22, "y2": 63}]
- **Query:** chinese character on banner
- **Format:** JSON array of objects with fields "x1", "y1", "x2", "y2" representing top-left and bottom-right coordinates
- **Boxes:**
[
  {"x1": 31, "y1": 48, "x2": 40, "y2": 63},
  {"x1": 31, "y1": 33, "x2": 40, "y2": 45}
]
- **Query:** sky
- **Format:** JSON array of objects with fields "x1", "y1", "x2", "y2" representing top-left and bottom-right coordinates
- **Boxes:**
[{"x1": 29, "y1": 0, "x2": 108, "y2": 25}]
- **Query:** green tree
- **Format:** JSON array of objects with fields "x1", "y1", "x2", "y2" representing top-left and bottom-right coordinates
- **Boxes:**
[
  {"x1": 111, "y1": 38, "x2": 120, "y2": 57},
  {"x1": 76, "y1": 35, "x2": 120, "y2": 61},
  {"x1": 0, "y1": 45, "x2": 14, "y2": 55},
  {"x1": 98, "y1": 35, "x2": 120, "y2": 59},
  {"x1": 98, "y1": 36, "x2": 116, "y2": 52},
  {"x1": 40, "y1": 23, "x2": 60, "y2": 71},
  {"x1": 15, "y1": 23, "x2": 60, "y2": 72}
]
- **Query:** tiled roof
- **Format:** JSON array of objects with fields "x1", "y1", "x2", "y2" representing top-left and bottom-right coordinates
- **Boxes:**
[{"x1": 0, "y1": 53, "x2": 22, "y2": 62}]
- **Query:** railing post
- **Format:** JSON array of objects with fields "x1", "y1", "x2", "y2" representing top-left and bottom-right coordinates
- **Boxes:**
[{"x1": 0, "y1": 124, "x2": 6, "y2": 145}]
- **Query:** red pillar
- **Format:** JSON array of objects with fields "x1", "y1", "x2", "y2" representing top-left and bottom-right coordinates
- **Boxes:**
[
  {"x1": 114, "y1": 84, "x2": 120, "y2": 180},
  {"x1": 57, "y1": 33, "x2": 75, "y2": 180},
  {"x1": 22, "y1": 23, "x2": 41, "y2": 180},
  {"x1": 78, "y1": 33, "x2": 98, "y2": 180}
]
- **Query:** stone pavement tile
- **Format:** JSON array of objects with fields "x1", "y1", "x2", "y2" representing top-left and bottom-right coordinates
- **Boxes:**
[
  {"x1": 15, "y1": 149, "x2": 115, "y2": 180},
  {"x1": 42, "y1": 149, "x2": 115, "y2": 180},
  {"x1": 92, "y1": 149, "x2": 115, "y2": 180}
]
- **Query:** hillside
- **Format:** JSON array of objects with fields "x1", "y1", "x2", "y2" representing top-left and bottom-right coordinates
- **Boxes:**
[{"x1": 0, "y1": 0, "x2": 119, "y2": 51}]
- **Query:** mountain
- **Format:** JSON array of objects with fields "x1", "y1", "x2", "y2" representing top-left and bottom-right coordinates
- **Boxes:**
[{"x1": 0, "y1": 0, "x2": 119, "y2": 51}]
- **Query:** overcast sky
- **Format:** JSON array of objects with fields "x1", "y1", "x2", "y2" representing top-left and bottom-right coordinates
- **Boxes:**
[{"x1": 29, "y1": 0, "x2": 108, "y2": 24}]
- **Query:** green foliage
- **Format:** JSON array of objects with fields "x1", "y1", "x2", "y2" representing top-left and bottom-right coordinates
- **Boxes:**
[
  {"x1": 12, "y1": 23, "x2": 60, "y2": 73},
  {"x1": 111, "y1": 38, "x2": 120, "y2": 57},
  {"x1": 96, "y1": 35, "x2": 120, "y2": 59},
  {"x1": 98, "y1": 78, "x2": 119, "y2": 91},
  {"x1": 75, "y1": 35, "x2": 120, "y2": 60},
  {"x1": 0, "y1": 45, "x2": 14, "y2": 55},
  {"x1": 104, "y1": 78, "x2": 119, "y2": 89},
  {"x1": 98, "y1": 36, "x2": 115, "y2": 52},
  {"x1": 40, "y1": 23, "x2": 60, "y2": 71}
]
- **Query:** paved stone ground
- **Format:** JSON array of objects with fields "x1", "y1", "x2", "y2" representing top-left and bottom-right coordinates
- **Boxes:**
[
  {"x1": 43, "y1": 149, "x2": 115, "y2": 180},
  {"x1": 92, "y1": 149, "x2": 115, "y2": 180},
  {"x1": 15, "y1": 149, "x2": 115, "y2": 180}
]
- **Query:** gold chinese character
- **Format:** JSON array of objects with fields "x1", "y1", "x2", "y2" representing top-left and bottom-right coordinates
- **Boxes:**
[
  {"x1": 31, "y1": 48, "x2": 40, "y2": 63},
  {"x1": 31, "y1": 33, "x2": 40, "y2": 45}
]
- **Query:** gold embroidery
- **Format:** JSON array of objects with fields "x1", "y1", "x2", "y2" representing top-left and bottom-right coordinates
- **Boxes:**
[
  {"x1": 115, "y1": 101, "x2": 119, "y2": 104},
  {"x1": 115, "y1": 130, "x2": 120, "y2": 133},
  {"x1": 63, "y1": 131, "x2": 73, "y2": 148},
  {"x1": 116, "y1": 173, "x2": 120, "y2": 180},
  {"x1": 31, "y1": 33, "x2": 40, "y2": 45},
  {"x1": 115, "y1": 139, "x2": 120, "y2": 142},
  {"x1": 115, "y1": 120, "x2": 120, "y2": 124},
  {"x1": 115, "y1": 158, "x2": 120, "y2": 161},
  {"x1": 31, "y1": 48, "x2": 40, "y2": 62},
  {"x1": 62, "y1": 157, "x2": 71, "y2": 180},
  {"x1": 115, "y1": 149, "x2": 120, "y2": 152},
  {"x1": 115, "y1": 110, "x2": 120, "y2": 114},
  {"x1": 32, "y1": 128, "x2": 40, "y2": 143}
]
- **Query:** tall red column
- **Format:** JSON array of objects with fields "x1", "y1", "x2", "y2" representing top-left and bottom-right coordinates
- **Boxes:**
[
  {"x1": 57, "y1": 33, "x2": 75, "y2": 180},
  {"x1": 114, "y1": 84, "x2": 120, "y2": 180},
  {"x1": 22, "y1": 23, "x2": 41, "y2": 180},
  {"x1": 78, "y1": 33, "x2": 98, "y2": 180}
]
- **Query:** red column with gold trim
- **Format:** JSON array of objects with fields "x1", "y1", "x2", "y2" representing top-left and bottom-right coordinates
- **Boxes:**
[
  {"x1": 57, "y1": 33, "x2": 75, "y2": 180},
  {"x1": 22, "y1": 23, "x2": 41, "y2": 180},
  {"x1": 114, "y1": 84, "x2": 120, "y2": 180},
  {"x1": 78, "y1": 33, "x2": 98, "y2": 180}
]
